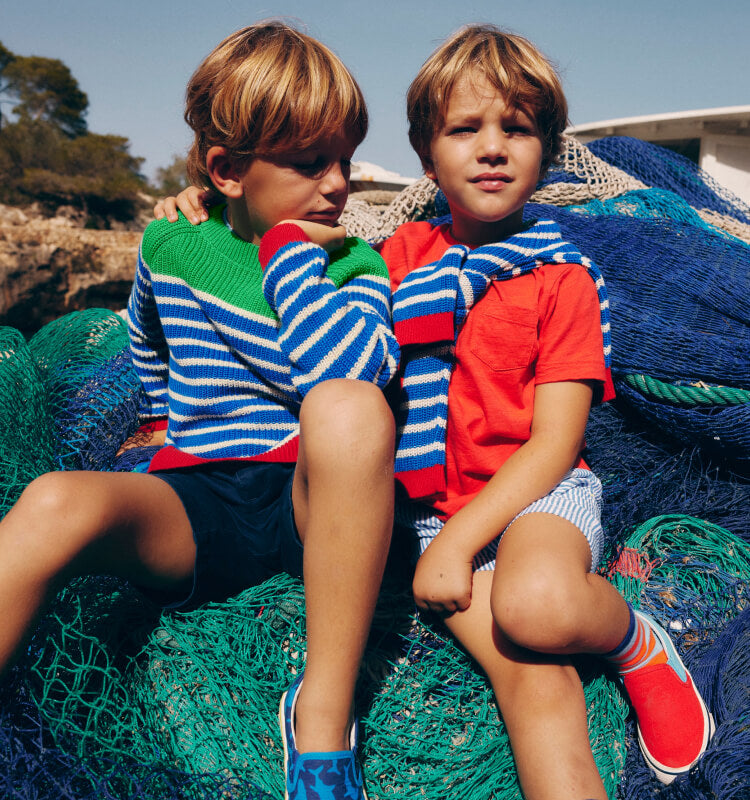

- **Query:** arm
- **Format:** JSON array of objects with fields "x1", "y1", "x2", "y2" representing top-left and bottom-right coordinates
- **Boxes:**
[
  {"x1": 259, "y1": 223, "x2": 400, "y2": 394},
  {"x1": 412, "y1": 379, "x2": 593, "y2": 614},
  {"x1": 126, "y1": 246, "x2": 171, "y2": 422}
]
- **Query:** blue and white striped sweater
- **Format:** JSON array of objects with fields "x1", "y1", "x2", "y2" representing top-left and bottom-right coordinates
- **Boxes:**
[{"x1": 128, "y1": 211, "x2": 399, "y2": 468}]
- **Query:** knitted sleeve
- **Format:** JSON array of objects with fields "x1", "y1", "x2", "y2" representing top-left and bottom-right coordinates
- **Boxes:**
[
  {"x1": 127, "y1": 245, "x2": 170, "y2": 421},
  {"x1": 259, "y1": 224, "x2": 400, "y2": 394}
]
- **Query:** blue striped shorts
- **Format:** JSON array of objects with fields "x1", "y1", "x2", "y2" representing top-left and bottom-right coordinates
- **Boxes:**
[{"x1": 395, "y1": 468, "x2": 604, "y2": 573}]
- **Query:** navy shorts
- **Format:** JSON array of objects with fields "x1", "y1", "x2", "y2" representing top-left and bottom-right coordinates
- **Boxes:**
[{"x1": 151, "y1": 461, "x2": 303, "y2": 610}]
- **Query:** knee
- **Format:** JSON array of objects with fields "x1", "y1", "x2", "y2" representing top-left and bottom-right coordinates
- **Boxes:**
[
  {"x1": 16, "y1": 472, "x2": 77, "y2": 525},
  {"x1": 491, "y1": 571, "x2": 583, "y2": 653},
  {"x1": 300, "y1": 380, "x2": 395, "y2": 462},
  {"x1": 5, "y1": 472, "x2": 99, "y2": 566}
]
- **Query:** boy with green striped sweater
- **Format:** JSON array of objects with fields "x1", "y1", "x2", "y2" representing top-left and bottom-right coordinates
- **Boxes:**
[{"x1": 0, "y1": 22, "x2": 398, "y2": 800}]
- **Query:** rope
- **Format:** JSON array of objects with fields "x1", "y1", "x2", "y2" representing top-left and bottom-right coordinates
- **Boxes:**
[{"x1": 622, "y1": 373, "x2": 750, "y2": 407}]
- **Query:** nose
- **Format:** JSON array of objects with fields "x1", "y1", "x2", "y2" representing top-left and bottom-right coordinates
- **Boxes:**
[
  {"x1": 477, "y1": 126, "x2": 508, "y2": 164},
  {"x1": 321, "y1": 161, "x2": 349, "y2": 196}
]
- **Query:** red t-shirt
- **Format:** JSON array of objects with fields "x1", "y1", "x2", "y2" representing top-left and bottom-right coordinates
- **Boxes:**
[{"x1": 380, "y1": 221, "x2": 614, "y2": 519}]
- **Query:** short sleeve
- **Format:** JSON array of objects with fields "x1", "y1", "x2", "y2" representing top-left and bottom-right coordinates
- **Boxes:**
[{"x1": 535, "y1": 265, "x2": 609, "y2": 391}]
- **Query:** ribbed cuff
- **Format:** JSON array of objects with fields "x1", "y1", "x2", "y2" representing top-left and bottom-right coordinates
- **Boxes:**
[{"x1": 258, "y1": 223, "x2": 311, "y2": 269}]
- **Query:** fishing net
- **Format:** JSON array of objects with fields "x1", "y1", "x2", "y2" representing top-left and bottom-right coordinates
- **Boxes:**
[
  {"x1": 585, "y1": 136, "x2": 750, "y2": 226},
  {"x1": 522, "y1": 203, "x2": 750, "y2": 466},
  {"x1": 7, "y1": 569, "x2": 629, "y2": 800},
  {"x1": 28, "y1": 308, "x2": 143, "y2": 471},
  {"x1": 0, "y1": 326, "x2": 56, "y2": 517},
  {"x1": 2, "y1": 136, "x2": 750, "y2": 799},
  {"x1": 584, "y1": 402, "x2": 750, "y2": 553},
  {"x1": 606, "y1": 517, "x2": 750, "y2": 799}
]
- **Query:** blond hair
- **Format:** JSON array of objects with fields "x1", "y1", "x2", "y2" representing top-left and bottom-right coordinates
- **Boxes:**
[
  {"x1": 407, "y1": 25, "x2": 568, "y2": 175},
  {"x1": 185, "y1": 21, "x2": 368, "y2": 187}
]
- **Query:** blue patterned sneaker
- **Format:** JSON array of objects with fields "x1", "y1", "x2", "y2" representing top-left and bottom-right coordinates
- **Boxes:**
[{"x1": 279, "y1": 674, "x2": 367, "y2": 800}]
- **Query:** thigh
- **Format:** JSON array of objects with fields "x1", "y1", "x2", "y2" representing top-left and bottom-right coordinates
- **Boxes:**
[
  {"x1": 494, "y1": 511, "x2": 593, "y2": 584},
  {"x1": 12, "y1": 470, "x2": 197, "y2": 591}
]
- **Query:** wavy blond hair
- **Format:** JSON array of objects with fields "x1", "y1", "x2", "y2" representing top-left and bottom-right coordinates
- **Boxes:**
[
  {"x1": 407, "y1": 25, "x2": 568, "y2": 175},
  {"x1": 185, "y1": 21, "x2": 368, "y2": 187}
]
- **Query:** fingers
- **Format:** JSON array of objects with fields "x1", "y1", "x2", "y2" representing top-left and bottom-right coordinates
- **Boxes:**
[
  {"x1": 279, "y1": 220, "x2": 347, "y2": 253},
  {"x1": 153, "y1": 197, "x2": 180, "y2": 223},
  {"x1": 179, "y1": 187, "x2": 210, "y2": 224},
  {"x1": 415, "y1": 594, "x2": 472, "y2": 616}
]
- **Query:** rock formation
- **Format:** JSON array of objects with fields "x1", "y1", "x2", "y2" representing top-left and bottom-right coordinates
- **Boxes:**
[{"x1": 0, "y1": 204, "x2": 143, "y2": 336}]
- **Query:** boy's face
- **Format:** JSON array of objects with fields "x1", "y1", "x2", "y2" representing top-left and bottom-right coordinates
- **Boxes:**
[
  {"x1": 424, "y1": 71, "x2": 544, "y2": 245},
  {"x1": 232, "y1": 128, "x2": 355, "y2": 244}
]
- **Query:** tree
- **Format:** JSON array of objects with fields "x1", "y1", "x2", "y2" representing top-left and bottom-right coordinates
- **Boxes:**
[
  {"x1": 154, "y1": 155, "x2": 188, "y2": 197},
  {"x1": 0, "y1": 41, "x2": 88, "y2": 137},
  {"x1": 0, "y1": 42, "x2": 146, "y2": 223},
  {"x1": 0, "y1": 42, "x2": 17, "y2": 129}
]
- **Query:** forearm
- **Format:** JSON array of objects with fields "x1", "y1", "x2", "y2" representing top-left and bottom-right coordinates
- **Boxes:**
[
  {"x1": 438, "y1": 380, "x2": 593, "y2": 559},
  {"x1": 260, "y1": 225, "x2": 399, "y2": 392}
]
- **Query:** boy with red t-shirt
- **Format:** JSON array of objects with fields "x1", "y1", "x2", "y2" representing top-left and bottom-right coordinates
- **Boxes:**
[{"x1": 383, "y1": 24, "x2": 713, "y2": 799}]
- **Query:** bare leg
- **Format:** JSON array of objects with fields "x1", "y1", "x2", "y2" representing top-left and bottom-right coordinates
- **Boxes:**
[
  {"x1": 290, "y1": 379, "x2": 394, "y2": 754},
  {"x1": 489, "y1": 513, "x2": 630, "y2": 656},
  {"x1": 441, "y1": 513, "x2": 634, "y2": 799},
  {"x1": 444, "y1": 572, "x2": 608, "y2": 800},
  {"x1": 0, "y1": 470, "x2": 196, "y2": 672}
]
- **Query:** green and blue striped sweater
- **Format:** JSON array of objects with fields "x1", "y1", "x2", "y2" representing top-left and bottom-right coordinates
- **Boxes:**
[{"x1": 127, "y1": 207, "x2": 399, "y2": 471}]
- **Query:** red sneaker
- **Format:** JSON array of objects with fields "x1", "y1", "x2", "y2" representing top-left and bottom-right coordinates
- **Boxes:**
[{"x1": 621, "y1": 611, "x2": 714, "y2": 784}]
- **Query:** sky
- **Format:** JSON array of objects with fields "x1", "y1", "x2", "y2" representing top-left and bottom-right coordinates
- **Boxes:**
[{"x1": 2, "y1": 0, "x2": 749, "y2": 183}]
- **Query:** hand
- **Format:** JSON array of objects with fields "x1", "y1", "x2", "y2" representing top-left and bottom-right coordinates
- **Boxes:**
[
  {"x1": 115, "y1": 424, "x2": 167, "y2": 457},
  {"x1": 412, "y1": 530, "x2": 474, "y2": 615},
  {"x1": 154, "y1": 186, "x2": 212, "y2": 224},
  {"x1": 279, "y1": 219, "x2": 347, "y2": 253}
]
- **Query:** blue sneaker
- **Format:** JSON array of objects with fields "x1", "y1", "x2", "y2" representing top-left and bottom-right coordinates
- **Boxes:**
[{"x1": 279, "y1": 673, "x2": 368, "y2": 800}]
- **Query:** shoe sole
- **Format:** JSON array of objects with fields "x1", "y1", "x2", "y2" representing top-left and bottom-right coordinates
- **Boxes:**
[
  {"x1": 634, "y1": 611, "x2": 715, "y2": 784},
  {"x1": 278, "y1": 690, "x2": 369, "y2": 800}
]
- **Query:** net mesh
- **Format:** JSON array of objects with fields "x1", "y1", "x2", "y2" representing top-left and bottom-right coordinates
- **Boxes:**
[
  {"x1": 28, "y1": 308, "x2": 143, "y2": 471},
  {"x1": 1, "y1": 136, "x2": 750, "y2": 799},
  {"x1": 607, "y1": 517, "x2": 750, "y2": 800}
]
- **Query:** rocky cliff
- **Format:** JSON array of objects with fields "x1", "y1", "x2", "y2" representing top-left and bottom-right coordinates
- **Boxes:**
[{"x1": 0, "y1": 204, "x2": 144, "y2": 336}]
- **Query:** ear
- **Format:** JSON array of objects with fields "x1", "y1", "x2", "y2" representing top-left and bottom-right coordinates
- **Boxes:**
[
  {"x1": 206, "y1": 146, "x2": 244, "y2": 198},
  {"x1": 421, "y1": 156, "x2": 437, "y2": 183}
]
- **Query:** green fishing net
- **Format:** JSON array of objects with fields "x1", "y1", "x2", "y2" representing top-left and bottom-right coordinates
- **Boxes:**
[
  {"x1": 0, "y1": 326, "x2": 56, "y2": 515},
  {"x1": 27, "y1": 570, "x2": 629, "y2": 799}
]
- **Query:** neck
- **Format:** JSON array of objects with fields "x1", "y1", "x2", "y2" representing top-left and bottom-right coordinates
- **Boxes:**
[
  {"x1": 449, "y1": 207, "x2": 526, "y2": 247},
  {"x1": 225, "y1": 197, "x2": 263, "y2": 244}
]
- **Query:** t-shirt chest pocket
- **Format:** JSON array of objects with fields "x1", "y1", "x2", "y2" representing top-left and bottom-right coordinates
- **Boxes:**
[{"x1": 464, "y1": 304, "x2": 538, "y2": 372}]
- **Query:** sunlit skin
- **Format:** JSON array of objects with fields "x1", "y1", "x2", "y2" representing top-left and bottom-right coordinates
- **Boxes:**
[
  {"x1": 206, "y1": 127, "x2": 356, "y2": 245},
  {"x1": 424, "y1": 71, "x2": 544, "y2": 246}
]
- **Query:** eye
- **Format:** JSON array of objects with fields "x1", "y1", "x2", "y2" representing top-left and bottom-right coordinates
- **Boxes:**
[
  {"x1": 447, "y1": 125, "x2": 476, "y2": 136},
  {"x1": 292, "y1": 156, "x2": 327, "y2": 175}
]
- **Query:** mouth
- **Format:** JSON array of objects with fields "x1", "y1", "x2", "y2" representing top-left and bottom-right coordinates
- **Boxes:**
[
  {"x1": 305, "y1": 209, "x2": 343, "y2": 225},
  {"x1": 471, "y1": 173, "x2": 512, "y2": 188}
]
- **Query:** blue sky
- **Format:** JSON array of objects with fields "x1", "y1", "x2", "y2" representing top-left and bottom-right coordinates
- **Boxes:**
[{"x1": 3, "y1": 0, "x2": 749, "y2": 182}]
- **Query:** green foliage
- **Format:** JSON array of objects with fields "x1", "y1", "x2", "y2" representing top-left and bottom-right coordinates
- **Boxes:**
[
  {"x1": 0, "y1": 117, "x2": 146, "y2": 222},
  {"x1": 154, "y1": 154, "x2": 188, "y2": 197},
  {"x1": 0, "y1": 41, "x2": 145, "y2": 223},
  {"x1": 0, "y1": 41, "x2": 88, "y2": 137}
]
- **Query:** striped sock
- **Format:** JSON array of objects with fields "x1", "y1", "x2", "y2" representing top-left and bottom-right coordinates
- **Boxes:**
[{"x1": 605, "y1": 604, "x2": 668, "y2": 674}]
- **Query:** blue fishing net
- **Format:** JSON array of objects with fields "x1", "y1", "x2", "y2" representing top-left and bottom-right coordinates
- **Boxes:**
[{"x1": 585, "y1": 136, "x2": 750, "y2": 226}]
